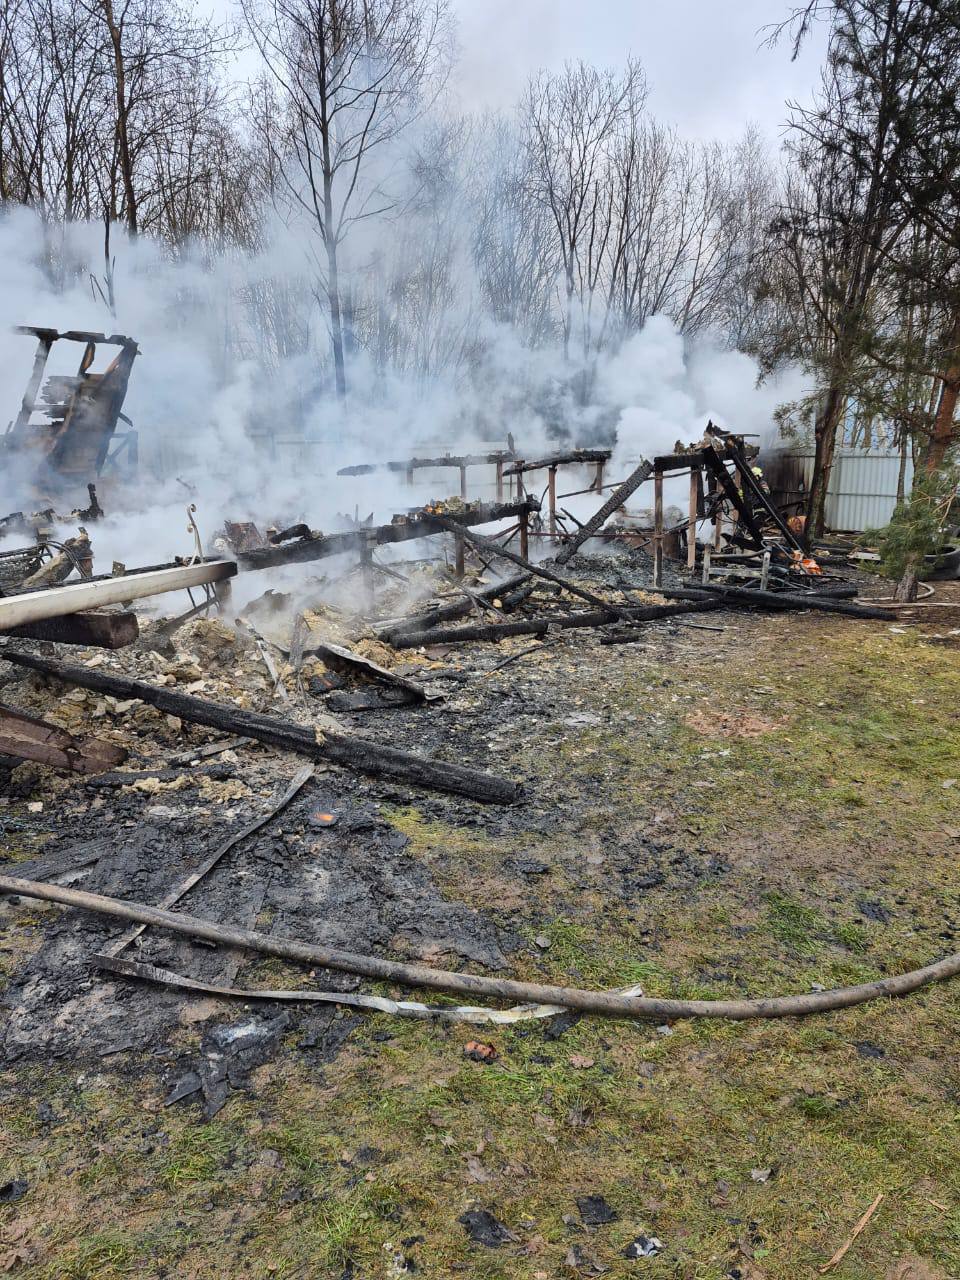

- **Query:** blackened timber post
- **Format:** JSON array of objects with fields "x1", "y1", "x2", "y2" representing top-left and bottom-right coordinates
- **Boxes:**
[{"x1": 653, "y1": 466, "x2": 664, "y2": 589}]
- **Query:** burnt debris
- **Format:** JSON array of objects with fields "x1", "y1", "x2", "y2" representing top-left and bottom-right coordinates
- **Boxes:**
[
  {"x1": 0, "y1": 419, "x2": 918, "y2": 1101},
  {"x1": 4, "y1": 327, "x2": 139, "y2": 491}
]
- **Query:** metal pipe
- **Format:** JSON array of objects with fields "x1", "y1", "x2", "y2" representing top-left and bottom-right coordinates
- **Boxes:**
[{"x1": 0, "y1": 561, "x2": 237, "y2": 630}]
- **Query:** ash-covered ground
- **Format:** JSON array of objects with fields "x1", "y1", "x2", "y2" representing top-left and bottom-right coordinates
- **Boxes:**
[{"x1": 3, "y1": 548, "x2": 959, "y2": 1279}]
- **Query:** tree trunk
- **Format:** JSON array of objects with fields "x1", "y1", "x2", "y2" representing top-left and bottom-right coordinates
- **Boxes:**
[
  {"x1": 325, "y1": 229, "x2": 347, "y2": 399},
  {"x1": 807, "y1": 385, "x2": 845, "y2": 541},
  {"x1": 896, "y1": 427, "x2": 908, "y2": 503},
  {"x1": 895, "y1": 565, "x2": 919, "y2": 602},
  {"x1": 101, "y1": 0, "x2": 137, "y2": 237},
  {"x1": 922, "y1": 306, "x2": 960, "y2": 477}
]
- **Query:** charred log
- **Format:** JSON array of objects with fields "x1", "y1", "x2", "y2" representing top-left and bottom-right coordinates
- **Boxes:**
[
  {"x1": 658, "y1": 583, "x2": 891, "y2": 619},
  {"x1": 0, "y1": 650, "x2": 521, "y2": 805},
  {"x1": 554, "y1": 459, "x2": 654, "y2": 565},
  {"x1": 2, "y1": 609, "x2": 139, "y2": 648},
  {"x1": 388, "y1": 600, "x2": 724, "y2": 648}
]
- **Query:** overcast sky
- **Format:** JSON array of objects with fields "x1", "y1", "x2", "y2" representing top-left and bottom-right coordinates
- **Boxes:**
[
  {"x1": 447, "y1": 0, "x2": 828, "y2": 141},
  {"x1": 217, "y1": 0, "x2": 829, "y2": 145}
]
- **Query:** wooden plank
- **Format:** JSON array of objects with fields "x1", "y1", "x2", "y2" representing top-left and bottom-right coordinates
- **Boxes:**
[
  {"x1": 0, "y1": 702, "x2": 127, "y2": 774},
  {"x1": 0, "y1": 561, "x2": 236, "y2": 630},
  {"x1": 3, "y1": 609, "x2": 139, "y2": 648}
]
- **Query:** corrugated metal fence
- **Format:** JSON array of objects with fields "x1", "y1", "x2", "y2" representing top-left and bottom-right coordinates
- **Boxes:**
[{"x1": 761, "y1": 446, "x2": 912, "y2": 532}]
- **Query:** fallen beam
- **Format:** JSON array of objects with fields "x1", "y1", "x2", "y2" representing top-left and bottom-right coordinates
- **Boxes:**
[
  {"x1": 425, "y1": 511, "x2": 630, "y2": 620},
  {"x1": 657, "y1": 583, "x2": 892, "y2": 620},
  {"x1": 310, "y1": 640, "x2": 441, "y2": 703},
  {"x1": 554, "y1": 459, "x2": 654, "y2": 565},
  {"x1": 0, "y1": 561, "x2": 236, "y2": 630},
  {"x1": 2, "y1": 609, "x2": 139, "y2": 648},
  {"x1": 389, "y1": 600, "x2": 724, "y2": 647},
  {"x1": 0, "y1": 650, "x2": 521, "y2": 804},
  {"x1": 238, "y1": 500, "x2": 539, "y2": 571},
  {"x1": 0, "y1": 702, "x2": 127, "y2": 775},
  {"x1": 377, "y1": 572, "x2": 534, "y2": 637}
]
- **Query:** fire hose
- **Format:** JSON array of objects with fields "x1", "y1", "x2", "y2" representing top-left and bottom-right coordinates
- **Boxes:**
[{"x1": 2, "y1": 873, "x2": 959, "y2": 1023}]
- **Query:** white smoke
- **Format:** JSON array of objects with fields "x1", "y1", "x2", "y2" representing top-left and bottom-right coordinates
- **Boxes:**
[{"x1": 0, "y1": 206, "x2": 807, "y2": 584}]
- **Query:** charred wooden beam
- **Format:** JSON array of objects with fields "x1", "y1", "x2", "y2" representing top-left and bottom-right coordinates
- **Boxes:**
[
  {"x1": 554, "y1": 459, "x2": 654, "y2": 566},
  {"x1": 2, "y1": 609, "x2": 139, "y2": 648},
  {"x1": 503, "y1": 448, "x2": 611, "y2": 476},
  {"x1": 424, "y1": 510, "x2": 630, "y2": 620},
  {"x1": 388, "y1": 599, "x2": 724, "y2": 648},
  {"x1": 651, "y1": 444, "x2": 745, "y2": 472},
  {"x1": 657, "y1": 583, "x2": 892, "y2": 620},
  {"x1": 377, "y1": 571, "x2": 535, "y2": 638},
  {"x1": 338, "y1": 451, "x2": 514, "y2": 477},
  {"x1": 699, "y1": 451, "x2": 766, "y2": 551},
  {"x1": 0, "y1": 702, "x2": 127, "y2": 774},
  {"x1": 0, "y1": 650, "x2": 521, "y2": 804},
  {"x1": 238, "y1": 500, "x2": 540, "y2": 571},
  {"x1": 724, "y1": 438, "x2": 803, "y2": 551}
]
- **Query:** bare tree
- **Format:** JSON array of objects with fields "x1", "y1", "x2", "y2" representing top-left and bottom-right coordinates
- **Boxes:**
[
  {"x1": 243, "y1": 0, "x2": 451, "y2": 398},
  {"x1": 523, "y1": 59, "x2": 646, "y2": 370}
]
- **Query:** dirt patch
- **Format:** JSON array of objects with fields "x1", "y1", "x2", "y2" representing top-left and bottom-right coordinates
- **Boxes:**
[
  {"x1": 685, "y1": 707, "x2": 782, "y2": 737},
  {"x1": 885, "y1": 1257, "x2": 951, "y2": 1280}
]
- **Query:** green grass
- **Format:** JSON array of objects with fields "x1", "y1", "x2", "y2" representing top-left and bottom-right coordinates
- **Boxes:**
[{"x1": 3, "y1": 614, "x2": 960, "y2": 1277}]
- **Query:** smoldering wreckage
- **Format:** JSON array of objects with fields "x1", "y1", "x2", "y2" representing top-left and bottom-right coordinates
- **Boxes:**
[{"x1": 0, "y1": 324, "x2": 957, "y2": 1121}]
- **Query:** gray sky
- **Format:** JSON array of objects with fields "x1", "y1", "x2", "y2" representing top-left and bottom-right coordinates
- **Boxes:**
[
  {"x1": 216, "y1": 0, "x2": 828, "y2": 144},
  {"x1": 448, "y1": 0, "x2": 827, "y2": 141}
]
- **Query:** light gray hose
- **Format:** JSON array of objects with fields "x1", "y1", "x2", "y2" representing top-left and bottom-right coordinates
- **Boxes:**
[{"x1": 2, "y1": 873, "x2": 958, "y2": 1021}]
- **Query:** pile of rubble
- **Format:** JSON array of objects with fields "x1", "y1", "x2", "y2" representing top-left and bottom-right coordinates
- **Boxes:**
[{"x1": 1, "y1": 420, "x2": 934, "y2": 1094}]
